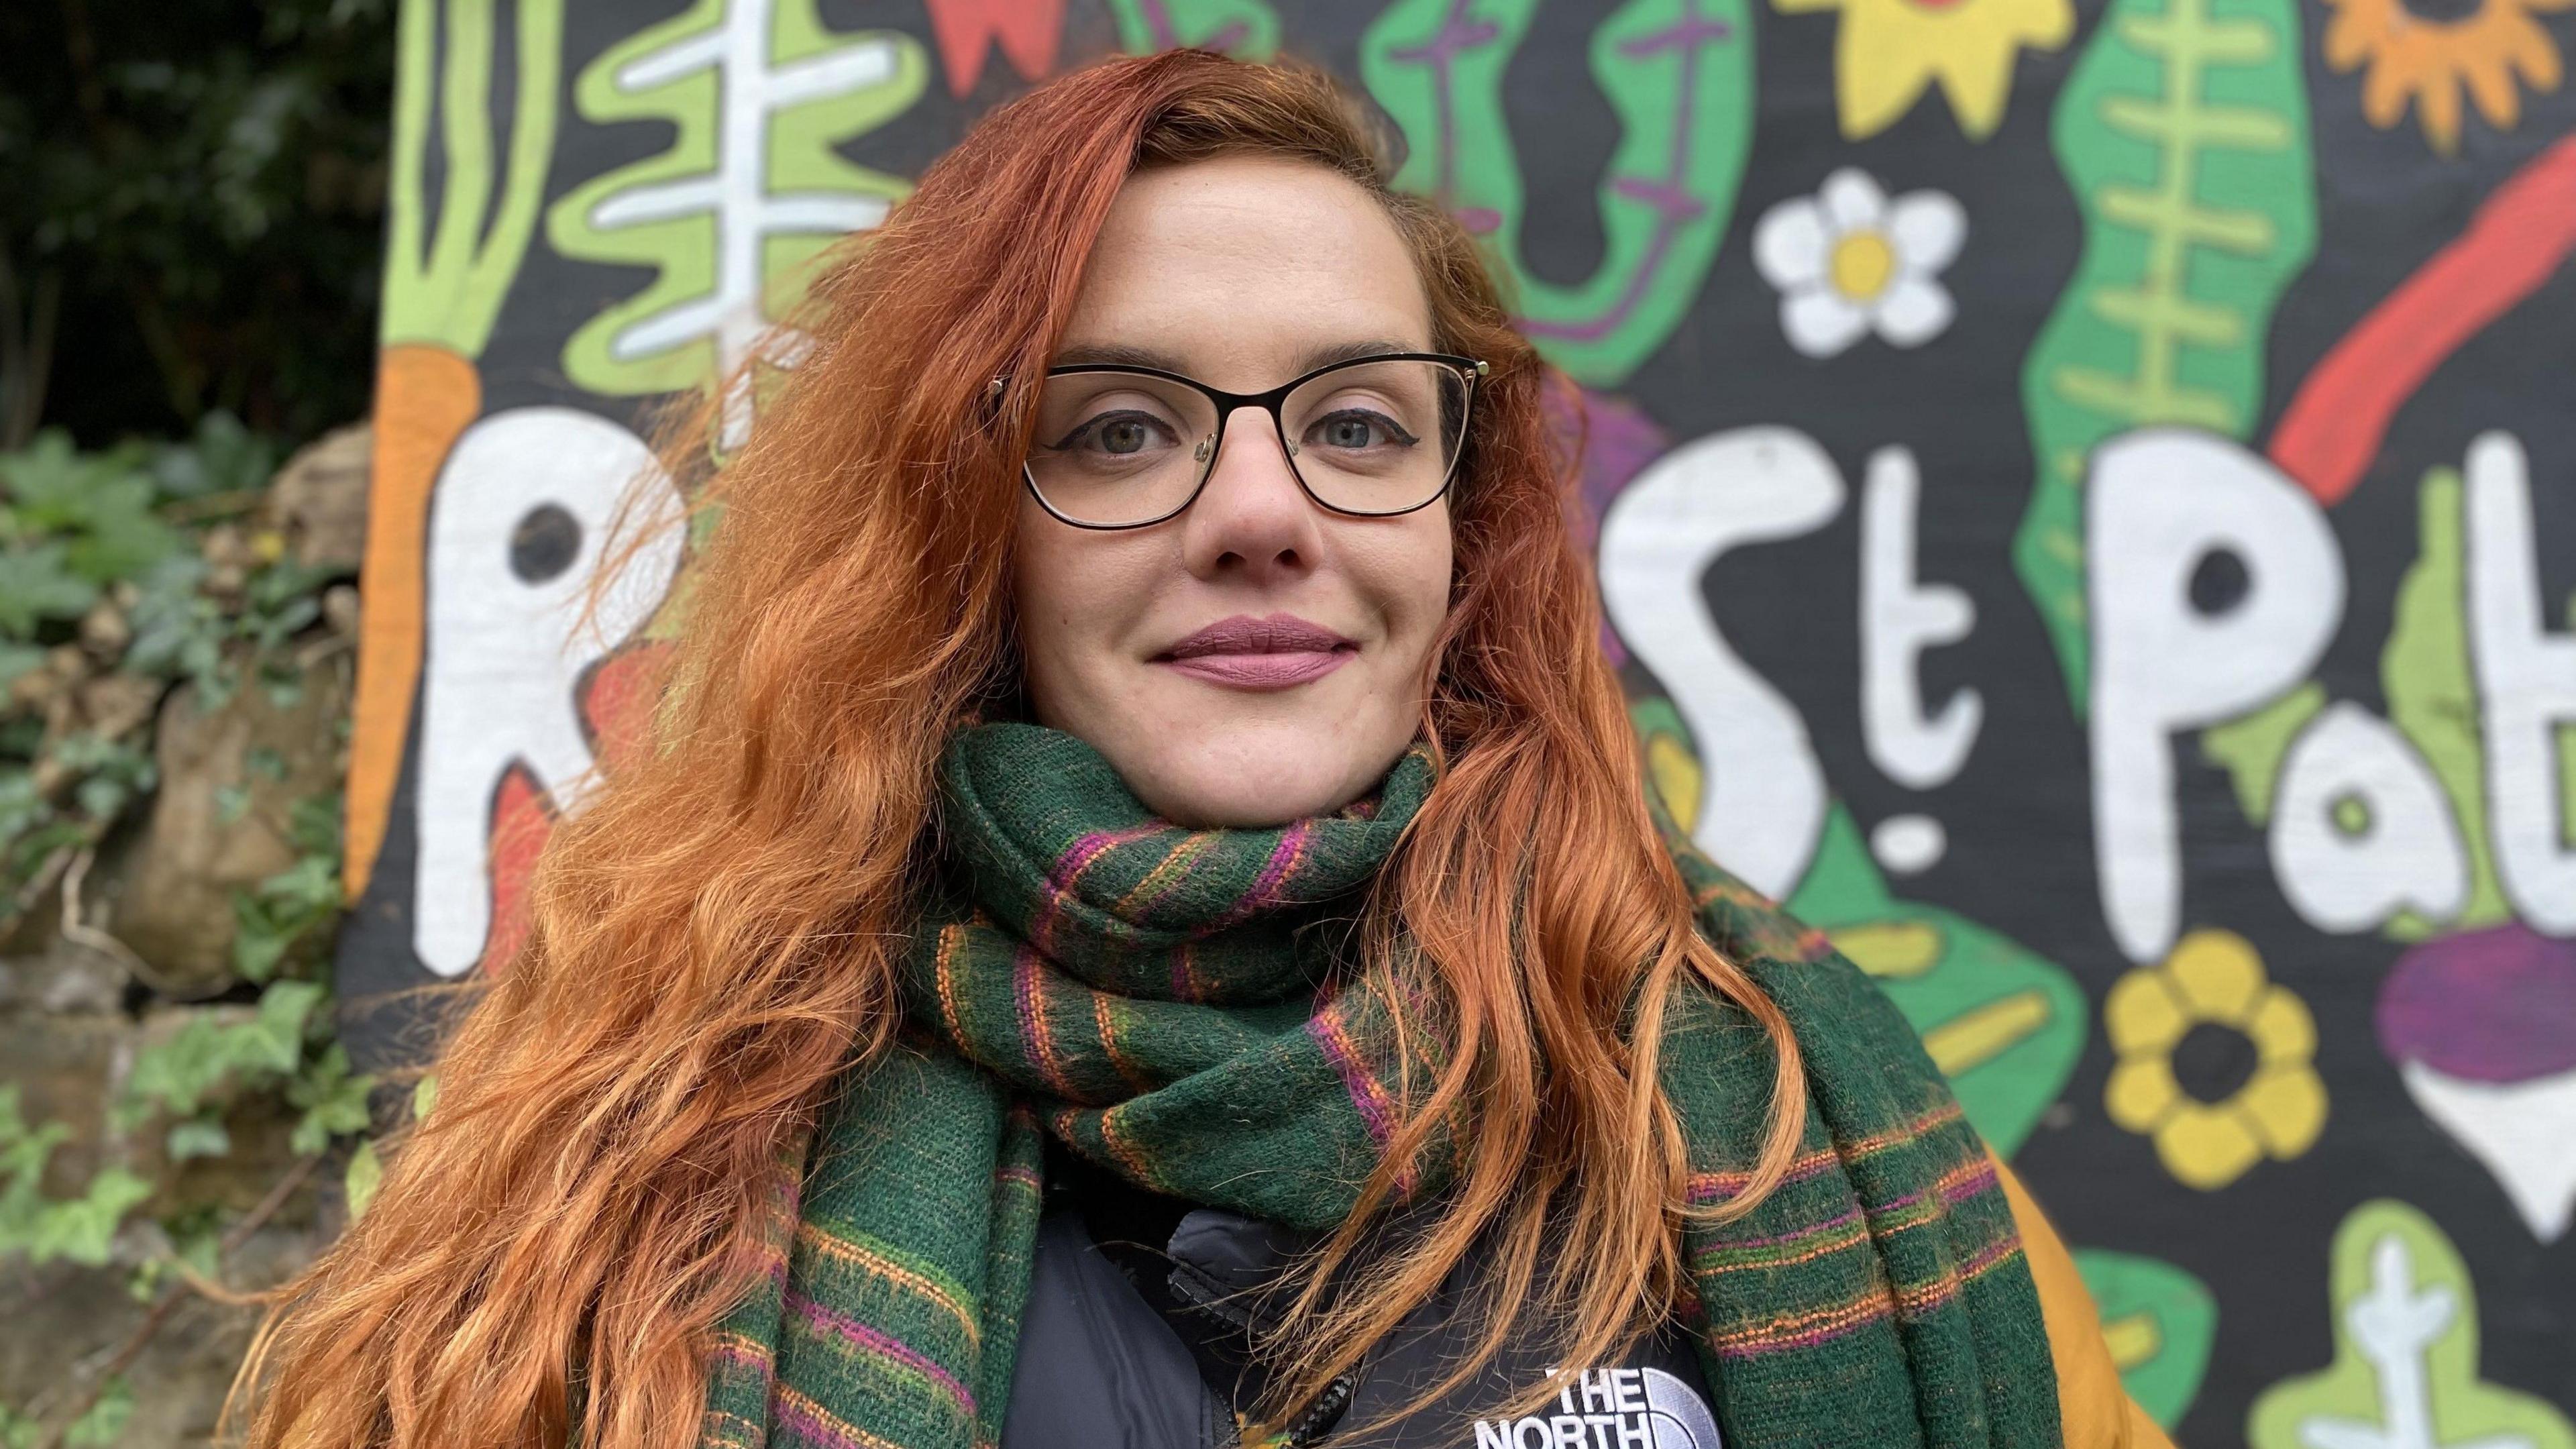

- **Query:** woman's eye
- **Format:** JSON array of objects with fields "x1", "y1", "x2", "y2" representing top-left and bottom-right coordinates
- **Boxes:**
[
  {"x1": 1311, "y1": 409, "x2": 1417, "y2": 451},
  {"x1": 1055, "y1": 411, "x2": 1175, "y2": 457}
]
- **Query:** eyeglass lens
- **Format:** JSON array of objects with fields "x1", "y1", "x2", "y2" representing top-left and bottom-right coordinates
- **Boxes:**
[{"x1": 1025, "y1": 360, "x2": 1470, "y2": 527}]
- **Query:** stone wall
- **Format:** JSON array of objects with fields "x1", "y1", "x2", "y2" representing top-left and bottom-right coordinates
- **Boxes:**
[{"x1": 1, "y1": 423, "x2": 367, "y2": 1446}]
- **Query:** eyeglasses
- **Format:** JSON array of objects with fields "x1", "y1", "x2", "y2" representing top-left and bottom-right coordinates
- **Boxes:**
[{"x1": 1005, "y1": 352, "x2": 1487, "y2": 530}]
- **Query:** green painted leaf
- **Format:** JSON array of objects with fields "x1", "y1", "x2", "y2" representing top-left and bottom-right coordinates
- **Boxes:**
[
  {"x1": 547, "y1": 0, "x2": 926, "y2": 399},
  {"x1": 1364, "y1": 0, "x2": 1752, "y2": 384},
  {"x1": 2072, "y1": 1248, "x2": 2216, "y2": 1428},
  {"x1": 381, "y1": 0, "x2": 564, "y2": 352},
  {"x1": 2016, "y1": 0, "x2": 2316, "y2": 707},
  {"x1": 2379, "y1": 466, "x2": 2518, "y2": 938},
  {"x1": 1788, "y1": 804, "x2": 2088, "y2": 1157},
  {"x1": 2199, "y1": 682, "x2": 2324, "y2": 824},
  {"x1": 2248, "y1": 1199, "x2": 2576, "y2": 1449},
  {"x1": 1105, "y1": 0, "x2": 1279, "y2": 56}
]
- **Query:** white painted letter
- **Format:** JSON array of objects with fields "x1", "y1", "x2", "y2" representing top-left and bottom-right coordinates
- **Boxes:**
[
  {"x1": 2270, "y1": 702, "x2": 2469, "y2": 932},
  {"x1": 2466, "y1": 431, "x2": 2576, "y2": 933},
  {"x1": 2090, "y1": 429, "x2": 2345, "y2": 962},
  {"x1": 1599, "y1": 427, "x2": 1843, "y2": 897},
  {"x1": 415, "y1": 409, "x2": 686, "y2": 977},
  {"x1": 1862, "y1": 445, "x2": 1981, "y2": 788}
]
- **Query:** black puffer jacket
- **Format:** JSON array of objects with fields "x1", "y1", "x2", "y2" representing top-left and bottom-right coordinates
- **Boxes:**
[{"x1": 1001, "y1": 1138, "x2": 1727, "y2": 1449}]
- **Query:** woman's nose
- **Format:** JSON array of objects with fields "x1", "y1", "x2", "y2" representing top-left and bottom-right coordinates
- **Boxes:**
[{"x1": 1177, "y1": 405, "x2": 1324, "y2": 582}]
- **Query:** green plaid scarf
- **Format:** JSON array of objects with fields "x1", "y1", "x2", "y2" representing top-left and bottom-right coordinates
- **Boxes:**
[{"x1": 698, "y1": 722, "x2": 2061, "y2": 1449}]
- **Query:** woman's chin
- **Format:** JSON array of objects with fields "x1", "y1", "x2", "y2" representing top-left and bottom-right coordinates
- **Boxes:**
[{"x1": 1117, "y1": 726, "x2": 1404, "y2": 828}]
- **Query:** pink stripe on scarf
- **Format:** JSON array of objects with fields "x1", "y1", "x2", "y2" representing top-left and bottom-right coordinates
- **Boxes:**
[{"x1": 786, "y1": 1293, "x2": 979, "y2": 1419}]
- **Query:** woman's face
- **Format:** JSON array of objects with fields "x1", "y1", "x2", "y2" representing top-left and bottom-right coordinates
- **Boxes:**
[{"x1": 1012, "y1": 155, "x2": 1454, "y2": 827}]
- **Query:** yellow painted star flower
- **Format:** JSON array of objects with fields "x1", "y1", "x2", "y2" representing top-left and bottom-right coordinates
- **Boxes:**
[
  {"x1": 2104, "y1": 928, "x2": 2327, "y2": 1190},
  {"x1": 2321, "y1": 0, "x2": 2574, "y2": 154},
  {"x1": 1774, "y1": 0, "x2": 2076, "y2": 140}
]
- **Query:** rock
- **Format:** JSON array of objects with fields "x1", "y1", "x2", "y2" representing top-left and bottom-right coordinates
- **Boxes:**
[
  {"x1": 259, "y1": 423, "x2": 369, "y2": 575},
  {"x1": 78, "y1": 598, "x2": 131, "y2": 664},
  {"x1": 70, "y1": 672, "x2": 163, "y2": 743},
  {"x1": 91, "y1": 655, "x2": 352, "y2": 995},
  {"x1": 31, "y1": 672, "x2": 164, "y2": 795},
  {"x1": 321, "y1": 583, "x2": 360, "y2": 641},
  {"x1": 9, "y1": 643, "x2": 87, "y2": 714},
  {"x1": 0, "y1": 936, "x2": 124, "y2": 1016},
  {"x1": 0, "y1": 1007, "x2": 129, "y2": 1195}
]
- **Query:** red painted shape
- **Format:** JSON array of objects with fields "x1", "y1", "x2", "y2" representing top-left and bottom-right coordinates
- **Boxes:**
[
  {"x1": 924, "y1": 0, "x2": 1065, "y2": 97},
  {"x1": 473, "y1": 642, "x2": 677, "y2": 977},
  {"x1": 2269, "y1": 134, "x2": 2576, "y2": 506},
  {"x1": 476, "y1": 766, "x2": 553, "y2": 977},
  {"x1": 581, "y1": 641, "x2": 676, "y2": 780}
]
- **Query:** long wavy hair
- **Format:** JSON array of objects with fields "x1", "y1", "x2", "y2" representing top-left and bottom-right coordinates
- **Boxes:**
[{"x1": 225, "y1": 47, "x2": 1805, "y2": 1448}]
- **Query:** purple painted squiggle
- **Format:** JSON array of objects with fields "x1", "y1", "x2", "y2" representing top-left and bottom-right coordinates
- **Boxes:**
[{"x1": 1388, "y1": 0, "x2": 1736, "y2": 344}]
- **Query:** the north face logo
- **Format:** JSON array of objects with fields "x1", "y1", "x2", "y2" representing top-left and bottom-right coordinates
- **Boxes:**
[{"x1": 1470, "y1": 1366, "x2": 1722, "y2": 1448}]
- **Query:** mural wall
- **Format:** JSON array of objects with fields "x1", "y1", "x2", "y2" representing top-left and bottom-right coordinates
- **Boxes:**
[{"x1": 335, "y1": 0, "x2": 2576, "y2": 1442}]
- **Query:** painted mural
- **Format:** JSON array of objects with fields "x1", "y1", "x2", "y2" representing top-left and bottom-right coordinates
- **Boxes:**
[{"x1": 335, "y1": 1, "x2": 2576, "y2": 1441}]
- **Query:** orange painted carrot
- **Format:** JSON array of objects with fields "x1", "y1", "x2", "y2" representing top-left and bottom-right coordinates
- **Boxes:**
[{"x1": 344, "y1": 342, "x2": 482, "y2": 904}]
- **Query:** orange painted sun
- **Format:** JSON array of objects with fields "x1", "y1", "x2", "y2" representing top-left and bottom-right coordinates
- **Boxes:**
[{"x1": 2321, "y1": 0, "x2": 2575, "y2": 154}]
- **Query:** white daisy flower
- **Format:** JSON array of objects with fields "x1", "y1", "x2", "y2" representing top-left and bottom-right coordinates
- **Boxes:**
[{"x1": 1752, "y1": 168, "x2": 1967, "y2": 359}]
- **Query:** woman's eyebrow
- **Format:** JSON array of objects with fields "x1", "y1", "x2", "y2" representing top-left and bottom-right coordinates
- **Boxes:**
[
  {"x1": 1051, "y1": 341, "x2": 1189, "y2": 370},
  {"x1": 1046, "y1": 338, "x2": 1420, "y2": 375}
]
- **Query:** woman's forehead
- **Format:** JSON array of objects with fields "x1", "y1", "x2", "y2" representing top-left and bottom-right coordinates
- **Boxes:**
[{"x1": 1061, "y1": 156, "x2": 1434, "y2": 387}]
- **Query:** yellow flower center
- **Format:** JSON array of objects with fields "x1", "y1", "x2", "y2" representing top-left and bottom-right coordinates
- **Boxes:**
[{"x1": 1830, "y1": 230, "x2": 1898, "y2": 301}]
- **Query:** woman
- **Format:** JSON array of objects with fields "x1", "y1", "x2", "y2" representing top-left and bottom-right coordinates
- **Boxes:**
[{"x1": 230, "y1": 48, "x2": 2171, "y2": 1449}]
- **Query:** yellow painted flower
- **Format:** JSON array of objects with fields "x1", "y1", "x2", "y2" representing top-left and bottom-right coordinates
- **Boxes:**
[
  {"x1": 2321, "y1": 0, "x2": 2573, "y2": 154},
  {"x1": 1773, "y1": 0, "x2": 2076, "y2": 140},
  {"x1": 2104, "y1": 928, "x2": 2326, "y2": 1190}
]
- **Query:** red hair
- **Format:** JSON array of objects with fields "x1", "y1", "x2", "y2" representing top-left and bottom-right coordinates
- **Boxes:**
[{"x1": 225, "y1": 48, "x2": 1803, "y2": 1446}]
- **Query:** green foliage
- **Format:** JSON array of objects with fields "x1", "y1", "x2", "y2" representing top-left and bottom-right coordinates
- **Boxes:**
[
  {"x1": 232, "y1": 793, "x2": 345, "y2": 982},
  {"x1": 113, "y1": 981, "x2": 324, "y2": 1133},
  {"x1": 2015, "y1": 0, "x2": 2316, "y2": 708},
  {"x1": 0, "y1": 431, "x2": 186, "y2": 584},
  {"x1": 0, "y1": 419, "x2": 373, "y2": 1433},
  {"x1": 0, "y1": 1086, "x2": 156, "y2": 1269},
  {"x1": 0, "y1": 0, "x2": 393, "y2": 443},
  {"x1": 0, "y1": 1377, "x2": 129, "y2": 1449}
]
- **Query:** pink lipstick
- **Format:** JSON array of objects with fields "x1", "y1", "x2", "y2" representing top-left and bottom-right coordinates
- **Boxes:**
[{"x1": 1153, "y1": 613, "x2": 1357, "y2": 690}]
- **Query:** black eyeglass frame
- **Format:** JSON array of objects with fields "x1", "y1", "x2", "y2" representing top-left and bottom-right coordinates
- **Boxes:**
[{"x1": 1004, "y1": 351, "x2": 1489, "y2": 531}]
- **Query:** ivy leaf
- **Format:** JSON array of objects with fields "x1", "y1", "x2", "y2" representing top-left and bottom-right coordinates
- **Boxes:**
[
  {"x1": 0, "y1": 642, "x2": 44, "y2": 695},
  {"x1": 61, "y1": 1375, "x2": 133, "y2": 1448},
  {"x1": 123, "y1": 552, "x2": 222, "y2": 685},
  {"x1": 117, "y1": 979, "x2": 321, "y2": 1128},
  {"x1": 287, "y1": 1043, "x2": 373, "y2": 1156},
  {"x1": 165, "y1": 1117, "x2": 231, "y2": 1161},
  {"x1": 60, "y1": 478, "x2": 186, "y2": 584},
  {"x1": 21, "y1": 1168, "x2": 153, "y2": 1267},
  {"x1": 246, "y1": 978, "x2": 324, "y2": 1071},
  {"x1": 150, "y1": 411, "x2": 277, "y2": 500},
  {"x1": 343, "y1": 1139, "x2": 382, "y2": 1220},
  {"x1": 0, "y1": 543, "x2": 101, "y2": 638},
  {"x1": 0, "y1": 434, "x2": 186, "y2": 582}
]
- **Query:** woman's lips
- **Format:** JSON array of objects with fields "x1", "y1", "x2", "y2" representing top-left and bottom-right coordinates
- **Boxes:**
[
  {"x1": 1157, "y1": 647, "x2": 1355, "y2": 688},
  {"x1": 1152, "y1": 612, "x2": 1358, "y2": 690}
]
